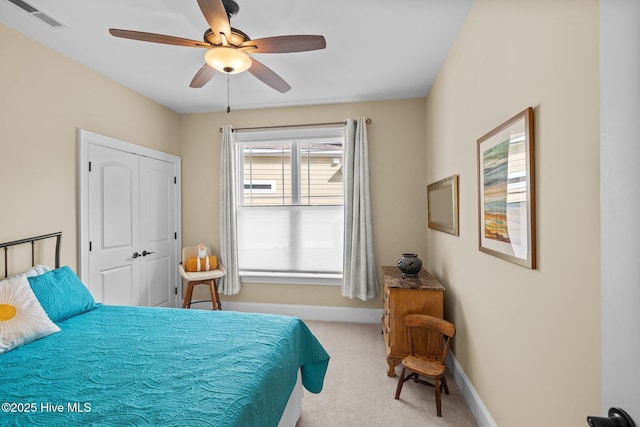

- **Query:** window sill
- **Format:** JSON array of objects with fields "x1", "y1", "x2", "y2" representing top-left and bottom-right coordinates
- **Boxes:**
[{"x1": 239, "y1": 271, "x2": 342, "y2": 286}]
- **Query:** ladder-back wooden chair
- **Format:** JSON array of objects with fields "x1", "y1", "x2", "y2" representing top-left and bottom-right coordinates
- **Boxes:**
[{"x1": 394, "y1": 314, "x2": 456, "y2": 417}]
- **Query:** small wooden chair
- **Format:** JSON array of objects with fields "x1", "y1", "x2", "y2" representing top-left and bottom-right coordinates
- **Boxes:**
[
  {"x1": 394, "y1": 314, "x2": 456, "y2": 417},
  {"x1": 178, "y1": 246, "x2": 225, "y2": 310}
]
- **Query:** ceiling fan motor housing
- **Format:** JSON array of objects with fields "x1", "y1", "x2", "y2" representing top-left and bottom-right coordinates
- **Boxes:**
[{"x1": 204, "y1": 28, "x2": 250, "y2": 47}]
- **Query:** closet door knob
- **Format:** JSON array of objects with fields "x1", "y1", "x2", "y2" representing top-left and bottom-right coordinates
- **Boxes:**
[
  {"x1": 142, "y1": 250, "x2": 155, "y2": 256},
  {"x1": 132, "y1": 252, "x2": 140, "y2": 259}
]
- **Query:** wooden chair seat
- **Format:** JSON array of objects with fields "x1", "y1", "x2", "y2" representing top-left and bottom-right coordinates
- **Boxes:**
[{"x1": 401, "y1": 355, "x2": 446, "y2": 378}]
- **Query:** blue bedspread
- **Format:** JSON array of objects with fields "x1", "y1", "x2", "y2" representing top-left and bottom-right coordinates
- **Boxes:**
[{"x1": 0, "y1": 305, "x2": 329, "y2": 426}]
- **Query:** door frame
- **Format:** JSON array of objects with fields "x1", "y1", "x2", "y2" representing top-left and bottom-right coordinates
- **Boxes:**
[{"x1": 77, "y1": 129, "x2": 182, "y2": 306}]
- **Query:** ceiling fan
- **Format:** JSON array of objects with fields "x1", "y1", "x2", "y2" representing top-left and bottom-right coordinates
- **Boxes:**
[{"x1": 109, "y1": 0, "x2": 326, "y2": 94}]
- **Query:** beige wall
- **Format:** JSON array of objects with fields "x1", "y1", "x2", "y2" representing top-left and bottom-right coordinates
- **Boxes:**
[
  {"x1": 180, "y1": 99, "x2": 427, "y2": 309},
  {"x1": 425, "y1": 0, "x2": 600, "y2": 426},
  {"x1": 0, "y1": 24, "x2": 180, "y2": 273}
]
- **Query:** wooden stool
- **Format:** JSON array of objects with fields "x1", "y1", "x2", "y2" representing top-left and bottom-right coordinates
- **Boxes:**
[
  {"x1": 181, "y1": 278, "x2": 222, "y2": 310},
  {"x1": 178, "y1": 246, "x2": 226, "y2": 311}
]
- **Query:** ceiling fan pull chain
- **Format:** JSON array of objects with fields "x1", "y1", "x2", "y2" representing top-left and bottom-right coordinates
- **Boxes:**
[{"x1": 226, "y1": 73, "x2": 231, "y2": 113}]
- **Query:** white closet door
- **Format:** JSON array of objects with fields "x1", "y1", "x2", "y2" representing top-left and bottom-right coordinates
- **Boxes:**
[
  {"x1": 84, "y1": 134, "x2": 180, "y2": 308},
  {"x1": 139, "y1": 156, "x2": 177, "y2": 307},
  {"x1": 88, "y1": 144, "x2": 141, "y2": 305}
]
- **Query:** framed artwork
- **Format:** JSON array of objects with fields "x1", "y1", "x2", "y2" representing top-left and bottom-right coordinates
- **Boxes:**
[
  {"x1": 477, "y1": 107, "x2": 536, "y2": 268},
  {"x1": 427, "y1": 175, "x2": 459, "y2": 236}
]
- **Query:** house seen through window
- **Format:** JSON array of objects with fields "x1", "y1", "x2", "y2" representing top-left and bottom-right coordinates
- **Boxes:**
[{"x1": 235, "y1": 126, "x2": 345, "y2": 282}]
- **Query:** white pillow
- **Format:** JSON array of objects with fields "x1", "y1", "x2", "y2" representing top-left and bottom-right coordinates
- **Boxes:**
[
  {"x1": 0, "y1": 275, "x2": 60, "y2": 354},
  {"x1": 23, "y1": 264, "x2": 51, "y2": 277},
  {"x1": 7, "y1": 264, "x2": 51, "y2": 280}
]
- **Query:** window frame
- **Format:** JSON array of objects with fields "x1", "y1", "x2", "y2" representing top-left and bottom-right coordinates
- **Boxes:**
[{"x1": 234, "y1": 125, "x2": 346, "y2": 285}]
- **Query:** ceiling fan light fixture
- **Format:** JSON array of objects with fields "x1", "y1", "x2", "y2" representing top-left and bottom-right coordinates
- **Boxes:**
[{"x1": 204, "y1": 47, "x2": 251, "y2": 74}]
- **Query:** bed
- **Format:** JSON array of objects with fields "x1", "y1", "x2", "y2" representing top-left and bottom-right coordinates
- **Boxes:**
[{"x1": 0, "y1": 233, "x2": 330, "y2": 426}]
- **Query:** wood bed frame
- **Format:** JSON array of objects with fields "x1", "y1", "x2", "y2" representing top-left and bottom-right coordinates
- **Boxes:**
[{"x1": 0, "y1": 231, "x2": 61, "y2": 279}]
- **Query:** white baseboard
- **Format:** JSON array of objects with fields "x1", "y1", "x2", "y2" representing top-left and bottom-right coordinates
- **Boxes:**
[
  {"x1": 447, "y1": 352, "x2": 497, "y2": 427},
  {"x1": 189, "y1": 300, "x2": 383, "y2": 324}
]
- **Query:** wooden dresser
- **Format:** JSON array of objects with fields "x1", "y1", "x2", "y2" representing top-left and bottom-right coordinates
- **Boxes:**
[{"x1": 381, "y1": 266, "x2": 445, "y2": 376}]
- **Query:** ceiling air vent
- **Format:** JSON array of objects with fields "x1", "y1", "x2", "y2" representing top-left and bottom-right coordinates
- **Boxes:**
[{"x1": 6, "y1": 0, "x2": 67, "y2": 29}]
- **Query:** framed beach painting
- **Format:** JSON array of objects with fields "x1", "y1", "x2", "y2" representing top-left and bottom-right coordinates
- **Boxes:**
[{"x1": 477, "y1": 107, "x2": 536, "y2": 268}]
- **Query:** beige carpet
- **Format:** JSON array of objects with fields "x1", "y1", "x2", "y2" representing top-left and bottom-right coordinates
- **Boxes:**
[{"x1": 297, "y1": 321, "x2": 478, "y2": 427}]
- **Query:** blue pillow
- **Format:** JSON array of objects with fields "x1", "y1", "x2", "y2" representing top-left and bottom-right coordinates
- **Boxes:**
[{"x1": 27, "y1": 266, "x2": 97, "y2": 322}]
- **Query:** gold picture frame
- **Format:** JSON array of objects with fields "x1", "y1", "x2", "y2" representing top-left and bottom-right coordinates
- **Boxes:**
[
  {"x1": 477, "y1": 107, "x2": 536, "y2": 268},
  {"x1": 427, "y1": 175, "x2": 459, "y2": 236}
]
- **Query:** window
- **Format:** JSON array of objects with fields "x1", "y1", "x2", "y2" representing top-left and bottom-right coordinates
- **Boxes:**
[{"x1": 235, "y1": 126, "x2": 345, "y2": 282}]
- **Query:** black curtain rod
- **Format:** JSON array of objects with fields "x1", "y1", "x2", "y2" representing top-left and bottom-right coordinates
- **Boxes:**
[{"x1": 218, "y1": 118, "x2": 372, "y2": 133}]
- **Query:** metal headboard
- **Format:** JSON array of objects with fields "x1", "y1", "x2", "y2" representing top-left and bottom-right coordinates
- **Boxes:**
[{"x1": 0, "y1": 232, "x2": 62, "y2": 278}]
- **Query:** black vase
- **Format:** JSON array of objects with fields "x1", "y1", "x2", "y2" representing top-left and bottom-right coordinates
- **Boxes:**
[{"x1": 398, "y1": 253, "x2": 422, "y2": 277}]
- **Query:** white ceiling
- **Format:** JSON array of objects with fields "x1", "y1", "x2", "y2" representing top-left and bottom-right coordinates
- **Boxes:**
[{"x1": 0, "y1": 0, "x2": 473, "y2": 114}]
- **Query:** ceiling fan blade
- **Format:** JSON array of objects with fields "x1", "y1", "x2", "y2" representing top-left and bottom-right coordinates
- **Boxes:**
[
  {"x1": 248, "y1": 59, "x2": 291, "y2": 93},
  {"x1": 109, "y1": 29, "x2": 211, "y2": 48},
  {"x1": 242, "y1": 35, "x2": 326, "y2": 53},
  {"x1": 190, "y1": 64, "x2": 217, "y2": 88},
  {"x1": 197, "y1": 0, "x2": 231, "y2": 41}
]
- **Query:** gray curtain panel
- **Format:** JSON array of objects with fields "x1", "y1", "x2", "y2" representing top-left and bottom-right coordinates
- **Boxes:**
[{"x1": 341, "y1": 117, "x2": 378, "y2": 301}]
